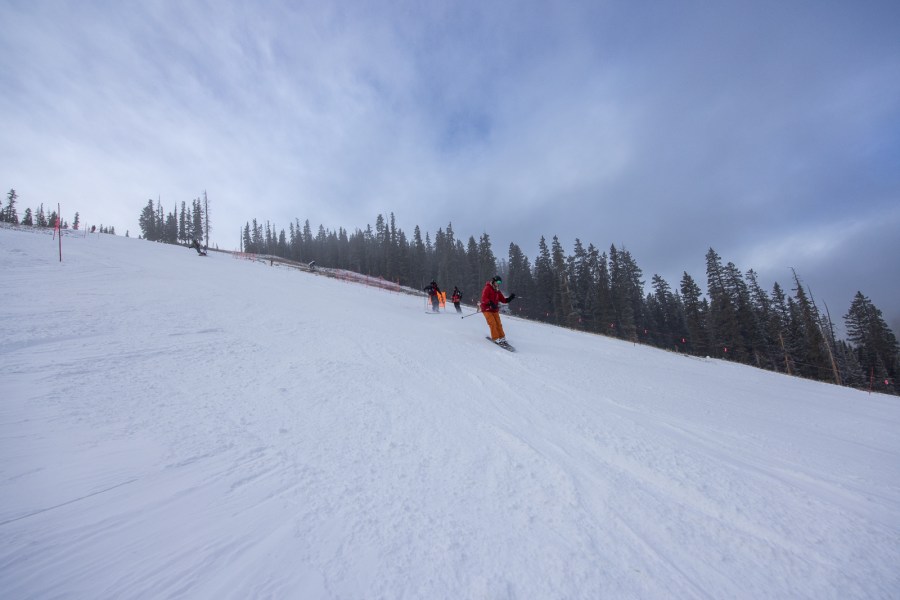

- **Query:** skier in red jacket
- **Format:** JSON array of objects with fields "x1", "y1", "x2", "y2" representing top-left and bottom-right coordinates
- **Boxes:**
[{"x1": 480, "y1": 275, "x2": 516, "y2": 345}]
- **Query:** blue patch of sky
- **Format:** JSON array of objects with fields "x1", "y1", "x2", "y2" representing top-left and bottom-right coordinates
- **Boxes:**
[{"x1": 438, "y1": 109, "x2": 493, "y2": 153}]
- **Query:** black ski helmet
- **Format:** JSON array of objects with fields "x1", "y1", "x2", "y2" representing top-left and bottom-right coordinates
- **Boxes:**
[{"x1": 491, "y1": 275, "x2": 502, "y2": 284}]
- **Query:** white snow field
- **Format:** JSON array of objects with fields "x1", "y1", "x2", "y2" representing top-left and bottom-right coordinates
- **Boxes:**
[{"x1": 1, "y1": 226, "x2": 898, "y2": 600}]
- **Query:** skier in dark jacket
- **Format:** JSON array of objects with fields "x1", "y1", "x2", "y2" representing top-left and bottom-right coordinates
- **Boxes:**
[
  {"x1": 451, "y1": 287, "x2": 463, "y2": 313},
  {"x1": 423, "y1": 280, "x2": 441, "y2": 313},
  {"x1": 480, "y1": 275, "x2": 515, "y2": 344}
]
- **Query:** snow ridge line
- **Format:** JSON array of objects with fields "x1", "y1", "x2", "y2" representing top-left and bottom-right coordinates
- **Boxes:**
[{"x1": 0, "y1": 478, "x2": 139, "y2": 527}]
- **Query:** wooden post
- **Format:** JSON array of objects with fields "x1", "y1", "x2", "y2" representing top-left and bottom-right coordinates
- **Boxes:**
[{"x1": 779, "y1": 332, "x2": 792, "y2": 376}]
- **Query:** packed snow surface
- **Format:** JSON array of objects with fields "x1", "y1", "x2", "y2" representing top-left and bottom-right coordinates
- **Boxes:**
[{"x1": 1, "y1": 227, "x2": 899, "y2": 599}]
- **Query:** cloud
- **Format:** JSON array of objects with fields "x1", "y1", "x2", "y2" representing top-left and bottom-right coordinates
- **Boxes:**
[{"x1": 1, "y1": 0, "x2": 898, "y2": 327}]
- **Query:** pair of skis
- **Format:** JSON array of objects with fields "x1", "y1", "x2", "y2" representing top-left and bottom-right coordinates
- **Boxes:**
[
  {"x1": 486, "y1": 337, "x2": 516, "y2": 352},
  {"x1": 448, "y1": 306, "x2": 518, "y2": 352}
]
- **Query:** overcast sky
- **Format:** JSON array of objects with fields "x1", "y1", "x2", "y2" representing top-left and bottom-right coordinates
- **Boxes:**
[{"x1": 2, "y1": 0, "x2": 898, "y2": 329}]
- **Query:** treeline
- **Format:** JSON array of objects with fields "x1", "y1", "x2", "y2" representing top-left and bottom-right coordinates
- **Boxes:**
[
  {"x1": 0, "y1": 188, "x2": 103, "y2": 232},
  {"x1": 239, "y1": 212, "x2": 898, "y2": 395},
  {"x1": 138, "y1": 192, "x2": 210, "y2": 246}
]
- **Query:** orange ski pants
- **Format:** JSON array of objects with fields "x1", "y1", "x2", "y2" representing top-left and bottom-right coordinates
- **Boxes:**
[{"x1": 483, "y1": 311, "x2": 506, "y2": 340}]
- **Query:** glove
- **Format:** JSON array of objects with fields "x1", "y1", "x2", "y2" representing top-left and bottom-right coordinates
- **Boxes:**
[
  {"x1": 507, "y1": 293, "x2": 516, "y2": 302},
  {"x1": 489, "y1": 302, "x2": 498, "y2": 311}
]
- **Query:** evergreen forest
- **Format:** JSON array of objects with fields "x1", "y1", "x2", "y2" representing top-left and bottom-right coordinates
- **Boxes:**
[{"x1": 138, "y1": 194, "x2": 210, "y2": 247}]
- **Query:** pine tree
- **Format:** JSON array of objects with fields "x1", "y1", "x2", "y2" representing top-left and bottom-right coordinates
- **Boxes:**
[
  {"x1": 465, "y1": 236, "x2": 480, "y2": 296},
  {"x1": 139, "y1": 199, "x2": 157, "y2": 240},
  {"x1": 550, "y1": 236, "x2": 576, "y2": 327},
  {"x1": 844, "y1": 292, "x2": 900, "y2": 394},
  {"x1": 651, "y1": 274, "x2": 682, "y2": 348},
  {"x1": 395, "y1": 228, "x2": 409, "y2": 283},
  {"x1": 203, "y1": 191, "x2": 211, "y2": 247},
  {"x1": 346, "y1": 227, "x2": 363, "y2": 271},
  {"x1": 834, "y1": 339, "x2": 866, "y2": 388},
  {"x1": 192, "y1": 199, "x2": 203, "y2": 243},
  {"x1": 507, "y1": 243, "x2": 534, "y2": 319},
  {"x1": 745, "y1": 269, "x2": 778, "y2": 369},
  {"x1": 609, "y1": 245, "x2": 641, "y2": 339},
  {"x1": 156, "y1": 199, "x2": 164, "y2": 237},
  {"x1": 478, "y1": 233, "x2": 497, "y2": 287},
  {"x1": 358, "y1": 224, "x2": 374, "y2": 274},
  {"x1": 705, "y1": 248, "x2": 744, "y2": 358},
  {"x1": 622, "y1": 248, "x2": 646, "y2": 339},
  {"x1": 275, "y1": 228, "x2": 285, "y2": 257},
  {"x1": 3, "y1": 189, "x2": 18, "y2": 224},
  {"x1": 373, "y1": 214, "x2": 387, "y2": 275},
  {"x1": 435, "y1": 223, "x2": 455, "y2": 289},
  {"x1": 451, "y1": 238, "x2": 465, "y2": 292},
  {"x1": 164, "y1": 209, "x2": 178, "y2": 244},
  {"x1": 386, "y1": 214, "x2": 401, "y2": 281},
  {"x1": 570, "y1": 240, "x2": 596, "y2": 329},
  {"x1": 585, "y1": 250, "x2": 609, "y2": 335},
  {"x1": 302, "y1": 220, "x2": 313, "y2": 260},
  {"x1": 790, "y1": 270, "x2": 831, "y2": 381},
  {"x1": 445, "y1": 223, "x2": 464, "y2": 291},
  {"x1": 251, "y1": 219, "x2": 262, "y2": 252},
  {"x1": 769, "y1": 282, "x2": 793, "y2": 374},
  {"x1": 608, "y1": 245, "x2": 628, "y2": 337},
  {"x1": 179, "y1": 202, "x2": 188, "y2": 244},
  {"x1": 680, "y1": 272, "x2": 707, "y2": 355},
  {"x1": 533, "y1": 237, "x2": 555, "y2": 320},
  {"x1": 287, "y1": 222, "x2": 296, "y2": 258},
  {"x1": 409, "y1": 226, "x2": 426, "y2": 286},
  {"x1": 453, "y1": 237, "x2": 472, "y2": 300},
  {"x1": 432, "y1": 226, "x2": 448, "y2": 286},
  {"x1": 722, "y1": 262, "x2": 755, "y2": 363}
]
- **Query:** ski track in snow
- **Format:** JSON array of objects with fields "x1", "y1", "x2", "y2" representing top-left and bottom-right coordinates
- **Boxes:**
[{"x1": 1, "y1": 226, "x2": 899, "y2": 599}]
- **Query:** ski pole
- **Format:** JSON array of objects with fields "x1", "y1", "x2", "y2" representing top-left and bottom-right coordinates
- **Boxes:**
[{"x1": 461, "y1": 309, "x2": 481, "y2": 319}]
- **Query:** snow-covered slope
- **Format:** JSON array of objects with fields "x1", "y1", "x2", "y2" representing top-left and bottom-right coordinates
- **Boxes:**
[{"x1": 1, "y1": 227, "x2": 898, "y2": 599}]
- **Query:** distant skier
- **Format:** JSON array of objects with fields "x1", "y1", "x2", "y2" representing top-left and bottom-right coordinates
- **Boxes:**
[
  {"x1": 480, "y1": 276, "x2": 516, "y2": 346},
  {"x1": 451, "y1": 286, "x2": 463, "y2": 314},
  {"x1": 190, "y1": 239, "x2": 207, "y2": 256},
  {"x1": 423, "y1": 280, "x2": 442, "y2": 313}
]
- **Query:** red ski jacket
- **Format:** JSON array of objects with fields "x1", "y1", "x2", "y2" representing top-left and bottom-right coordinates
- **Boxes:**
[{"x1": 480, "y1": 282, "x2": 508, "y2": 313}]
